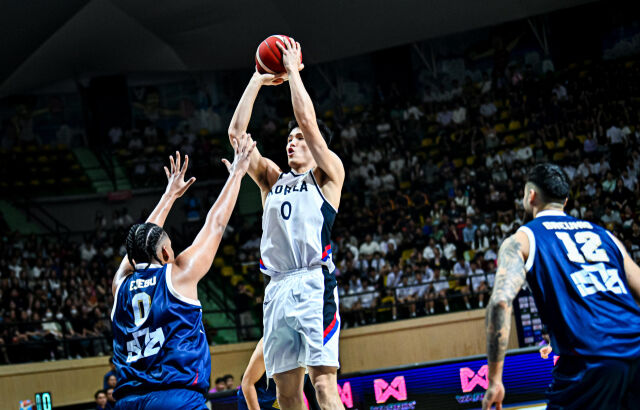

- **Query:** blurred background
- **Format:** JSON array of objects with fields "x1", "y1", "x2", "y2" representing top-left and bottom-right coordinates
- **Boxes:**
[{"x1": 1, "y1": 0, "x2": 639, "y2": 408}]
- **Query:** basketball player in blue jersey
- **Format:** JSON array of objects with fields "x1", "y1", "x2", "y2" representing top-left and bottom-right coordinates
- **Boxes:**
[
  {"x1": 227, "y1": 37, "x2": 345, "y2": 410},
  {"x1": 482, "y1": 163, "x2": 640, "y2": 410},
  {"x1": 111, "y1": 138, "x2": 255, "y2": 409}
]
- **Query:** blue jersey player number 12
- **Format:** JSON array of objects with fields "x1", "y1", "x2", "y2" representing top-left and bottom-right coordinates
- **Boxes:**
[
  {"x1": 483, "y1": 163, "x2": 640, "y2": 410},
  {"x1": 111, "y1": 140, "x2": 255, "y2": 410}
]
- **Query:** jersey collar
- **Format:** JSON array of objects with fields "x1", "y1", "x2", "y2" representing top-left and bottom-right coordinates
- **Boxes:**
[
  {"x1": 535, "y1": 210, "x2": 566, "y2": 218},
  {"x1": 135, "y1": 263, "x2": 163, "y2": 269}
]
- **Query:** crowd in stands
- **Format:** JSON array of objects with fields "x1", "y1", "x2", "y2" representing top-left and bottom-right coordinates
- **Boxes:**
[
  {"x1": 1, "y1": 52, "x2": 640, "y2": 364},
  {"x1": 234, "y1": 55, "x2": 640, "y2": 327},
  {"x1": 0, "y1": 227, "x2": 122, "y2": 364}
]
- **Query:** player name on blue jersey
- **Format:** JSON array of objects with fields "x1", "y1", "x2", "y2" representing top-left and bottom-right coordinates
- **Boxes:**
[
  {"x1": 541, "y1": 221, "x2": 593, "y2": 230},
  {"x1": 129, "y1": 276, "x2": 157, "y2": 291}
]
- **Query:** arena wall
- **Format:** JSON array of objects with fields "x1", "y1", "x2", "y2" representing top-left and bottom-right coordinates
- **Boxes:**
[{"x1": 0, "y1": 310, "x2": 517, "y2": 406}]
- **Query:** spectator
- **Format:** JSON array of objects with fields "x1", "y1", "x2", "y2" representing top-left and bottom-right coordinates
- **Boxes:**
[
  {"x1": 213, "y1": 377, "x2": 227, "y2": 392},
  {"x1": 95, "y1": 390, "x2": 108, "y2": 410},
  {"x1": 462, "y1": 218, "x2": 477, "y2": 246},
  {"x1": 468, "y1": 261, "x2": 489, "y2": 308},
  {"x1": 440, "y1": 237, "x2": 457, "y2": 261},
  {"x1": 359, "y1": 234, "x2": 381, "y2": 257},
  {"x1": 224, "y1": 374, "x2": 235, "y2": 390},
  {"x1": 427, "y1": 267, "x2": 450, "y2": 313},
  {"x1": 485, "y1": 241, "x2": 498, "y2": 263},
  {"x1": 478, "y1": 72, "x2": 492, "y2": 94},
  {"x1": 339, "y1": 282, "x2": 360, "y2": 328},
  {"x1": 359, "y1": 277, "x2": 379, "y2": 324},
  {"x1": 103, "y1": 357, "x2": 117, "y2": 389},
  {"x1": 394, "y1": 275, "x2": 417, "y2": 319},
  {"x1": 480, "y1": 100, "x2": 498, "y2": 118},
  {"x1": 452, "y1": 257, "x2": 472, "y2": 310},
  {"x1": 106, "y1": 374, "x2": 117, "y2": 391},
  {"x1": 105, "y1": 388, "x2": 116, "y2": 409},
  {"x1": 452, "y1": 101, "x2": 467, "y2": 125},
  {"x1": 422, "y1": 238, "x2": 439, "y2": 260},
  {"x1": 552, "y1": 82, "x2": 568, "y2": 100},
  {"x1": 515, "y1": 140, "x2": 533, "y2": 162}
]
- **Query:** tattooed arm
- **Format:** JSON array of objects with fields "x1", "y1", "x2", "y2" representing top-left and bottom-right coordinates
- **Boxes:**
[{"x1": 482, "y1": 230, "x2": 529, "y2": 410}]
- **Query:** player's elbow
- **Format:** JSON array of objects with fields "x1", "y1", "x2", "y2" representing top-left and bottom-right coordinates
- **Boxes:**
[
  {"x1": 241, "y1": 377, "x2": 251, "y2": 391},
  {"x1": 228, "y1": 128, "x2": 239, "y2": 142},
  {"x1": 488, "y1": 296, "x2": 512, "y2": 311}
]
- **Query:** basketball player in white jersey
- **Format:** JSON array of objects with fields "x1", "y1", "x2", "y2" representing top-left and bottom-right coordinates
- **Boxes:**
[{"x1": 227, "y1": 37, "x2": 345, "y2": 410}]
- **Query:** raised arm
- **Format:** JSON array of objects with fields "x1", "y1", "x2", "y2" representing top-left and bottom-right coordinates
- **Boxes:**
[
  {"x1": 241, "y1": 338, "x2": 266, "y2": 410},
  {"x1": 228, "y1": 72, "x2": 284, "y2": 195},
  {"x1": 279, "y1": 39, "x2": 345, "y2": 186},
  {"x1": 172, "y1": 134, "x2": 255, "y2": 289},
  {"x1": 482, "y1": 230, "x2": 529, "y2": 410},
  {"x1": 112, "y1": 152, "x2": 196, "y2": 294}
]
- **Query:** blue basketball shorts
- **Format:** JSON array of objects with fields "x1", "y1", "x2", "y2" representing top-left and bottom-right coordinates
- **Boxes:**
[
  {"x1": 546, "y1": 356, "x2": 640, "y2": 410},
  {"x1": 114, "y1": 388, "x2": 208, "y2": 410}
]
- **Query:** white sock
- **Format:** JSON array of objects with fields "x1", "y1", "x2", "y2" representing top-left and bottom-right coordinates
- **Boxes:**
[
  {"x1": 466, "y1": 302, "x2": 471, "y2": 309},
  {"x1": 479, "y1": 300, "x2": 484, "y2": 308},
  {"x1": 445, "y1": 305, "x2": 450, "y2": 312}
]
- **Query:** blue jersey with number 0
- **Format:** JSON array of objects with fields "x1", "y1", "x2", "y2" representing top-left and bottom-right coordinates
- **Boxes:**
[
  {"x1": 111, "y1": 263, "x2": 211, "y2": 399},
  {"x1": 519, "y1": 210, "x2": 640, "y2": 359}
]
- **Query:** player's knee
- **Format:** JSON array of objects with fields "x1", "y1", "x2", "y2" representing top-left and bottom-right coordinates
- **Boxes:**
[
  {"x1": 277, "y1": 390, "x2": 303, "y2": 408},
  {"x1": 313, "y1": 378, "x2": 338, "y2": 402}
]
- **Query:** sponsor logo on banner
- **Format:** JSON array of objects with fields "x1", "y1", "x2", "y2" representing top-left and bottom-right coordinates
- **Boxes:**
[
  {"x1": 374, "y1": 376, "x2": 407, "y2": 404},
  {"x1": 459, "y1": 365, "x2": 489, "y2": 392},
  {"x1": 337, "y1": 382, "x2": 353, "y2": 408}
]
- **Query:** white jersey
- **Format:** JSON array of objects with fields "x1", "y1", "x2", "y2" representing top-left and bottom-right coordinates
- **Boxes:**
[{"x1": 260, "y1": 169, "x2": 337, "y2": 275}]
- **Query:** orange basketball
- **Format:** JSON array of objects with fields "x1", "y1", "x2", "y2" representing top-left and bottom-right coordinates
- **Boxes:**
[{"x1": 255, "y1": 35, "x2": 302, "y2": 74}]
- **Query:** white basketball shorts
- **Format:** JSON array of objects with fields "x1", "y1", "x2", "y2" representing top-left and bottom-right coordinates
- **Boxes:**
[{"x1": 262, "y1": 266, "x2": 340, "y2": 377}]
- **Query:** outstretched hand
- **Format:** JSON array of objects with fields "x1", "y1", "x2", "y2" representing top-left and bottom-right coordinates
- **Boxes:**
[
  {"x1": 222, "y1": 133, "x2": 257, "y2": 176},
  {"x1": 276, "y1": 37, "x2": 304, "y2": 74},
  {"x1": 163, "y1": 151, "x2": 196, "y2": 198}
]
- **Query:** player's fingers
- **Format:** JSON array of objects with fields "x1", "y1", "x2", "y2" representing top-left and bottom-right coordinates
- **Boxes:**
[
  {"x1": 169, "y1": 155, "x2": 175, "y2": 174},
  {"x1": 164, "y1": 166, "x2": 170, "y2": 179},
  {"x1": 240, "y1": 134, "x2": 249, "y2": 155},
  {"x1": 181, "y1": 155, "x2": 189, "y2": 175},
  {"x1": 248, "y1": 141, "x2": 257, "y2": 156},
  {"x1": 296, "y1": 41, "x2": 301, "y2": 53},
  {"x1": 276, "y1": 42, "x2": 285, "y2": 52},
  {"x1": 221, "y1": 159, "x2": 231, "y2": 171},
  {"x1": 298, "y1": 63, "x2": 305, "y2": 72},
  {"x1": 289, "y1": 37, "x2": 295, "y2": 49},
  {"x1": 175, "y1": 151, "x2": 181, "y2": 172},
  {"x1": 185, "y1": 176, "x2": 196, "y2": 189}
]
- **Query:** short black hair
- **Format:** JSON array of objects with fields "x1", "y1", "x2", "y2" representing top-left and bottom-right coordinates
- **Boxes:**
[
  {"x1": 223, "y1": 374, "x2": 234, "y2": 380},
  {"x1": 288, "y1": 119, "x2": 333, "y2": 146},
  {"x1": 215, "y1": 377, "x2": 225, "y2": 384},
  {"x1": 526, "y1": 163, "x2": 570, "y2": 204},
  {"x1": 95, "y1": 389, "x2": 106, "y2": 399}
]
